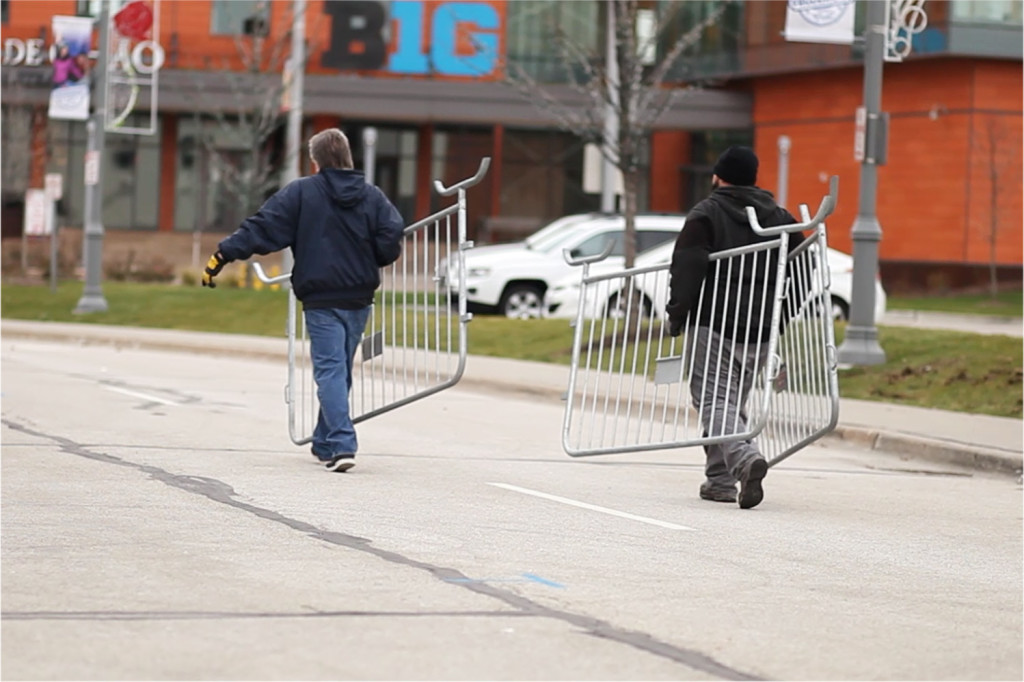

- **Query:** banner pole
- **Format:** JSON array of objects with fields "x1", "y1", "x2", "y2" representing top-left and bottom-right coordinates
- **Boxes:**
[{"x1": 74, "y1": 0, "x2": 110, "y2": 313}]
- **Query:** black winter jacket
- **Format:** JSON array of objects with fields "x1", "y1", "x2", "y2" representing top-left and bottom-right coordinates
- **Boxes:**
[
  {"x1": 218, "y1": 169, "x2": 404, "y2": 308},
  {"x1": 666, "y1": 185, "x2": 802, "y2": 341}
]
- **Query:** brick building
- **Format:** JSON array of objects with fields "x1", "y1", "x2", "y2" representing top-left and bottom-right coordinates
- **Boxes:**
[{"x1": 1, "y1": 0, "x2": 1021, "y2": 291}]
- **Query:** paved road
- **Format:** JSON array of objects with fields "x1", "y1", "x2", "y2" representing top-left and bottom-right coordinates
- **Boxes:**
[{"x1": 2, "y1": 339, "x2": 1021, "y2": 680}]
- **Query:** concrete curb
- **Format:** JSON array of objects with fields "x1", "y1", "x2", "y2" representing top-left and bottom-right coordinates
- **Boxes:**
[
  {"x1": 822, "y1": 427, "x2": 1023, "y2": 478},
  {"x1": 4, "y1": 319, "x2": 1022, "y2": 478}
]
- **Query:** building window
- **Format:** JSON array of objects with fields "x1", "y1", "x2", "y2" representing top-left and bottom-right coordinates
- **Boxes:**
[
  {"x1": 46, "y1": 114, "x2": 161, "y2": 231},
  {"x1": 211, "y1": 0, "x2": 270, "y2": 36},
  {"x1": 506, "y1": 1, "x2": 600, "y2": 83},
  {"x1": 681, "y1": 129, "x2": 752, "y2": 212},
  {"x1": 500, "y1": 128, "x2": 600, "y2": 221},
  {"x1": 76, "y1": 0, "x2": 127, "y2": 17},
  {"x1": 661, "y1": 0, "x2": 743, "y2": 82},
  {"x1": 2, "y1": 0, "x2": 9, "y2": 24},
  {"x1": 951, "y1": 0, "x2": 1023, "y2": 23}
]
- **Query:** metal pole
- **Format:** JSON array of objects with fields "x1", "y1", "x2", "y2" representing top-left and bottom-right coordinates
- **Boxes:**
[
  {"x1": 600, "y1": 1, "x2": 619, "y2": 213},
  {"x1": 777, "y1": 134, "x2": 791, "y2": 209},
  {"x1": 363, "y1": 126, "x2": 377, "y2": 185},
  {"x1": 280, "y1": 0, "x2": 306, "y2": 281},
  {"x1": 49, "y1": 195, "x2": 58, "y2": 292},
  {"x1": 837, "y1": 0, "x2": 886, "y2": 365},
  {"x1": 74, "y1": 0, "x2": 109, "y2": 313}
]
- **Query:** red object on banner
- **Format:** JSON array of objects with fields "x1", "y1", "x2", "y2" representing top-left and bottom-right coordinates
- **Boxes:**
[{"x1": 114, "y1": 0, "x2": 154, "y2": 40}]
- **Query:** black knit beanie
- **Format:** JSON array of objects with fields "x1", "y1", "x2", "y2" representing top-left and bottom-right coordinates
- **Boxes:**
[{"x1": 713, "y1": 146, "x2": 758, "y2": 186}]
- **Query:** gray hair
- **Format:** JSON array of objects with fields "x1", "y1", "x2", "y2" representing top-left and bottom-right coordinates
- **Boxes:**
[{"x1": 308, "y1": 128, "x2": 354, "y2": 170}]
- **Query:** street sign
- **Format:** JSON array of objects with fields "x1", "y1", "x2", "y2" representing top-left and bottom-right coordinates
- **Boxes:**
[
  {"x1": 853, "y1": 106, "x2": 866, "y2": 162},
  {"x1": 45, "y1": 173, "x2": 63, "y2": 200},
  {"x1": 24, "y1": 189, "x2": 48, "y2": 236},
  {"x1": 84, "y1": 150, "x2": 99, "y2": 185}
]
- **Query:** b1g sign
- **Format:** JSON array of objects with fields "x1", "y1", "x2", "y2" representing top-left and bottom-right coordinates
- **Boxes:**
[{"x1": 322, "y1": 0, "x2": 503, "y2": 78}]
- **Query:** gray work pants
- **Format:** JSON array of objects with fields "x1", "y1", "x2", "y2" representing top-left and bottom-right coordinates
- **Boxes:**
[{"x1": 687, "y1": 327, "x2": 769, "y2": 489}]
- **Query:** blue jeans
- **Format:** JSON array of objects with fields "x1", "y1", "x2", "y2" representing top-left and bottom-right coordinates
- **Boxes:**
[{"x1": 304, "y1": 306, "x2": 371, "y2": 458}]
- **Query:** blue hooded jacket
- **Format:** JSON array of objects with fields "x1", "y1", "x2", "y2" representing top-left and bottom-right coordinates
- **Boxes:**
[{"x1": 218, "y1": 169, "x2": 404, "y2": 308}]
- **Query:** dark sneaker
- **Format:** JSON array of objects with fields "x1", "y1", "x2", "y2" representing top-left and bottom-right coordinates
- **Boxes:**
[
  {"x1": 325, "y1": 455, "x2": 355, "y2": 472},
  {"x1": 738, "y1": 457, "x2": 768, "y2": 509},
  {"x1": 699, "y1": 482, "x2": 736, "y2": 503}
]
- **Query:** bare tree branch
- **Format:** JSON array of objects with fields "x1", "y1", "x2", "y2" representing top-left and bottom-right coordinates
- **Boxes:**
[{"x1": 500, "y1": 0, "x2": 730, "y2": 269}]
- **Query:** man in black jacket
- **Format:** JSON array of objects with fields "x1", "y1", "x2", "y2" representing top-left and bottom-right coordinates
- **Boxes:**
[
  {"x1": 666, "y1": 146, "x2": 802, "y2": 508},
  {"x1": 202, "y1": 128, "x2": 405, "y2": 472}
]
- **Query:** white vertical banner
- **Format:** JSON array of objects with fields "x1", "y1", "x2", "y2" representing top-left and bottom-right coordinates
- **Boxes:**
[
  {"x1": 48, "y1": 15, "x2": 95, "y2": 121},
  {"x1": 784, "y1": 0, "x2": 857, "y2": 45},
  {"x1": 106, "y1": 0, "x2": 163, "y2": 135}
]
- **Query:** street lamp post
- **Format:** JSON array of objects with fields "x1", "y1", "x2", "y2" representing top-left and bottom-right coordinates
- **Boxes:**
[
  {"x1": 280, "y1": 0, "x2": 306, "y2": 282},
  {"x1": 600, "y1": 0, "x2": 619, "y2": 214},
  {"x1": 74, "y1": 0, "x2": 110, "y2": 314},
  {"x1": 837, "y1": 0, "x2": 888, "y2": 365}
]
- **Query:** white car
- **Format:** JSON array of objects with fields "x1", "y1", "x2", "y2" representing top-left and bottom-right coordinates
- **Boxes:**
[
  {"x1": 544, "y1": 241, "x2": 887, "y2": 324},
  {"x1": 445, "y1": 213, "x2": 685, "y2": 318}
]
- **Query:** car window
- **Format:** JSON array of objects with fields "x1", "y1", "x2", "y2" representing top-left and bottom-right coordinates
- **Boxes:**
[
  {"x1": 525, "y1": 215, "x2": 592, "y2": 249},
  {"x1": 572, "y1": 231, "x2": 625, "y2": 258},
  {"x1": 636, "y1": 230, "x2": 678, "y2": 253}
]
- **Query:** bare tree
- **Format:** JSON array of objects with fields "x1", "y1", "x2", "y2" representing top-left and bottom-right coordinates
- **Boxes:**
[
  {"x1": 502, "y1": 0, "x2": 732, "y2": 269},
  {"x1": 0, "y1": 93, "x2": 35, "y2": 200},
  {"x1": 978, "y1": 117, "x2": 1018, "y2": 300},
  {"x1": 186, "y1": 1, "x2": 318, "y2": 284}
]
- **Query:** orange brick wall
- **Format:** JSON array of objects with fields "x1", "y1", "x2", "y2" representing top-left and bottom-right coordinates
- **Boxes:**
[
  {"x1": 753, "y1": 59, "x2": 1022, "y2": 266},
  {"x1": 649, "y1": 131, "x2": 691, "y2": 212}
]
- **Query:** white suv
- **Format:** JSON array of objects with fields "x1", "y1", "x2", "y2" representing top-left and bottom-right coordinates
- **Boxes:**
[
  {"x1": 544, "y1": 240, "x2": 888, "y2": 323},
  {"x1": 445, "y1": 213, "x2": 685, "y2": 318}
]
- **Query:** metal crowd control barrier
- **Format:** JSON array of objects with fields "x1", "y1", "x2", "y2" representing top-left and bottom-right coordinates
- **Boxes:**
[
  {"x1": 254, "y1": 158, "x2": 489, "y2": 445},
  {"x1": 562, "y1": 177, "x2": 839, "y2": 467}
]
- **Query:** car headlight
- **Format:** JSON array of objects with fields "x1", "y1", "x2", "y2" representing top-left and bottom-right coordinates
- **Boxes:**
[{"x1": 466, "y1": 267, "x2": 491, "y2": 278}]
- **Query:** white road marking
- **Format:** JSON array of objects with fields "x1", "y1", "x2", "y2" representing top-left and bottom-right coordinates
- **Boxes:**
[
  {"x1": 487, "y1": 482, "x2": 695, "y2": 531},
  {"x1": 102, "y1": 385, "x2": 180, "y2": 406}
]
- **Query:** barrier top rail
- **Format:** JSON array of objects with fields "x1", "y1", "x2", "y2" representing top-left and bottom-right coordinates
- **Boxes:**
[
  {"x1": 433, "y1": 157, "x2": 491, "y2": 197},
  {"x1": 746, "y1": 175, "x2": 839, "y2": 236},
  {"x1": 562, "y1": 239, "x2": 616, "y2": 267},
  {"x1": 252, "y1": 262, "x2": 287, "y2": 285},
  {"x1": 251, "y1": 159, "x2": 493, "y2": 286}
]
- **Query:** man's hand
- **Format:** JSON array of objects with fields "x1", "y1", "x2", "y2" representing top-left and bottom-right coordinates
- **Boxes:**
[
  {"x1": 668, "y1": 319, "x2": 684, "y2": 338},
  {"x1": 202, "y1": 251, "x2": 227, "y2": 288}
]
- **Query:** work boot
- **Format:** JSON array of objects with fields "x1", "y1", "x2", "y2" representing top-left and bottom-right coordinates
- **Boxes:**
[
  {"x1": 699, "y1": 482, "x2": 736, "y2": 503},
  {"x1": 738, "y1": 457, "x2": 768, "y2": 509}
]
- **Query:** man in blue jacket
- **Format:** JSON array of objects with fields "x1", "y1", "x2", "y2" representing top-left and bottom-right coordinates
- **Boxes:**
[{"x1": 202, "y1": 128, "x2": 405, "y2": 472}]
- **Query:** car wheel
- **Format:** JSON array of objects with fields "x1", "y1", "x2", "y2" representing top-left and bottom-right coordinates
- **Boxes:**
[
  {"x1": 500, "y1": 284, "x2": 544, "y2": 319},
  {"x1": 831, "y1": 296, "x2": 850, "y2": 321},
  {"x1": 605, "y1": 292, "x2": 651, "y2": 320}
]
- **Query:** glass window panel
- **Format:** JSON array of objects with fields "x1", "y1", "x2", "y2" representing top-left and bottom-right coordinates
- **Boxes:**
[
  {"x1": 210, "y1": 0, "x2": 269, "y2": 36},
  {"x1": 660, "y1": 0, "x2": 743, "y2": 82},
  {"x1": 2, "y1": 105, "x2": 32, "y2": 195},
  {"x1": 102, "y1": 113, "x2": 161, "y2": 229},
  {"x1": 506, "y1": 0, "x2": 600, "y2": 82},
  {"x1": 77, "y1": 0, "x2": 127, "y2": 16},
  {"x1": 952, "y1": 0, "x2": 1022, "y2": 23}
]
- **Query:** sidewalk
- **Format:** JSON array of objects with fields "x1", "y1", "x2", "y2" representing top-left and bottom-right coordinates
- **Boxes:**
[{"x1": 2, "y1": 318, "x2": 1021, "y2": 478}]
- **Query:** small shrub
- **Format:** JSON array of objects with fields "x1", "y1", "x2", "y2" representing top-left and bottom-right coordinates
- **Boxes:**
[{"x1": 179, "y1": 268, "x2": 200, "y2": 286}]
